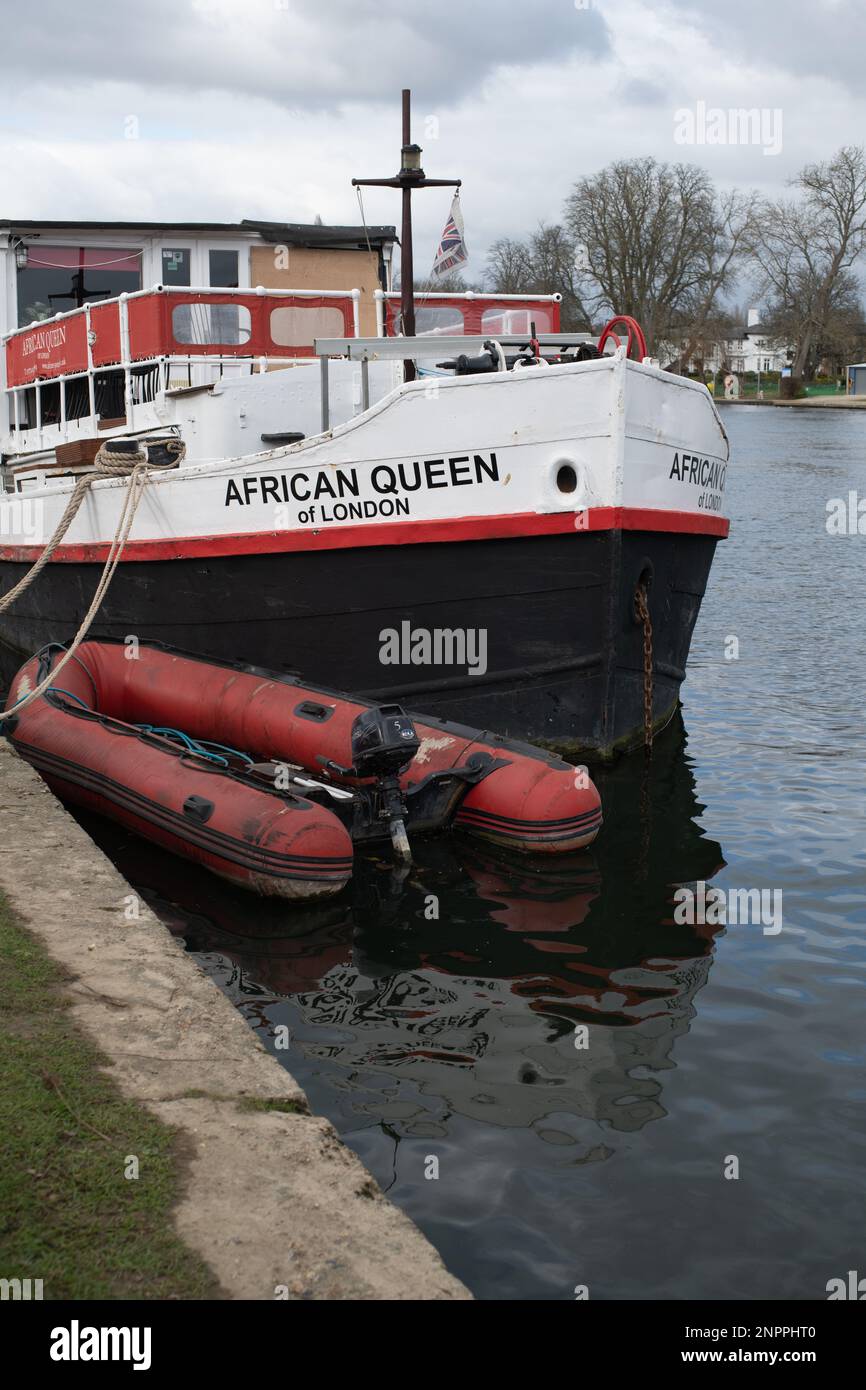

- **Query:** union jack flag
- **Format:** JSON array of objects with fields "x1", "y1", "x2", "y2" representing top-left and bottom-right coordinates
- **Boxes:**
[{"x1": 431, "y1": 195, "x2": 468, "y2": 278}]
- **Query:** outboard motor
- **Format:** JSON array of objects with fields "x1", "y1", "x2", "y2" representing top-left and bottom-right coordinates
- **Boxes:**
[
  {"x1": 352, "y1": 705, "x2": 420, "y2": 861},
  {"x1": 322, "y1": 704, "x2": 420, "y2": 861}
]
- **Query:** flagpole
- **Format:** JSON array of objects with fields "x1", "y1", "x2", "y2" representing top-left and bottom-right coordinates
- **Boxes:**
[{"x1": 353, "y1": 89, "x2": 460, "y2": 383}]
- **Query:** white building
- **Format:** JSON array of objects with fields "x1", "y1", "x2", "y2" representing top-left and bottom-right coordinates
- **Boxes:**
[
  {"x1": 661, "y1": 308, "x2": 792, "y2": 377},
  {"x1": 715, "y1": 308, "x2": 791, "y2": 375}
]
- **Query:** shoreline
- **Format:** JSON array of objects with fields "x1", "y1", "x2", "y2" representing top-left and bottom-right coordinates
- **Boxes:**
[{"x1": 715, "y1": 396, "x2": 866, "y2": 409}]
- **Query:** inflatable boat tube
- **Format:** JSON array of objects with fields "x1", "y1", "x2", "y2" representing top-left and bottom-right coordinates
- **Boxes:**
[{"x1": 3, "y1": 641, "x2": 602, "y2": 894}]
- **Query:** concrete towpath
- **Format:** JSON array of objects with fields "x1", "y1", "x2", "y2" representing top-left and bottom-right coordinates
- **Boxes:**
[{"x1": 0, "y1": 739, "x2": 470, "y2": 1301}]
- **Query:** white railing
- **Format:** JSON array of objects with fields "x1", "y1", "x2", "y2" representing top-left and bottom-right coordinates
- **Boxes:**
[{"x1": 2, "y1": 285, "x2": 362, "y2": 457}]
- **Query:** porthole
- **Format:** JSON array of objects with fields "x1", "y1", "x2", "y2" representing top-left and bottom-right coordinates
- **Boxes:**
[{"x1": 556, "y1": 463, "x2": 578, "y2": 494}]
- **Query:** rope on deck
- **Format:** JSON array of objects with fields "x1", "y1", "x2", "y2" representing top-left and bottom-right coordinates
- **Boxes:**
[{"x1": 2, "y1": 439, "x2": 185, "y2": 716}]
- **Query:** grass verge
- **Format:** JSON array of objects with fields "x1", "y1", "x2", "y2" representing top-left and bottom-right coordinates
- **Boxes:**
[{"x1": 0, "y1": 891, "x2": 220, "y2": 1300}]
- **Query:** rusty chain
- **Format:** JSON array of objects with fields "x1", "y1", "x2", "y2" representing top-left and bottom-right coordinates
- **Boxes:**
[{"x1": 634, "y1": 580, "x2": 654, "y2": 755}]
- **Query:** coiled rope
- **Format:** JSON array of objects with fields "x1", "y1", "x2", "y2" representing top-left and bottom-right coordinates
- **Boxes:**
[{"x1": 2, "y1": 438, "x2": 184, "y2": 716}]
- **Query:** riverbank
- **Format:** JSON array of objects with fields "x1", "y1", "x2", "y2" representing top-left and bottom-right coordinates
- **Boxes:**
[
  {"x1": 716, "y1": 395, "x2": 866, "y2": 408},
  {"x1": 0, "y1": 892, "x2": 221, "y2": 1299},
  {"x1": 0, "y1": 739, "x2": 470, "y2": 1301}
]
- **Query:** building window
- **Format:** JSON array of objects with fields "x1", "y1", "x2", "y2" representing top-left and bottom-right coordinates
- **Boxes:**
[{"x1": 16, "y1": 245, "x2": 141, "y2": 326}]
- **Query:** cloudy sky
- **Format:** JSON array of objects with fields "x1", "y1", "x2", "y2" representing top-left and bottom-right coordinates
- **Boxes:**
[{"x1": 0, "y1": 0, "x2": 861, "y2": 278}]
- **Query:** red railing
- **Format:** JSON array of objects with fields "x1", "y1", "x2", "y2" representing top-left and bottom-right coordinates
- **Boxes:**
[
  {"x1": 6, "y1": 314, "x2": 90, "y2": 386},
  {"x1": 5, "y1": 288, "x2": 360, "y2": 387},
  {"x1": 382, "y1": 293, "x2": 561, "y2": 338}
]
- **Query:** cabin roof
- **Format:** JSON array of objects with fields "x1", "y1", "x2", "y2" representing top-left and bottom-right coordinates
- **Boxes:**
[
  {"x1": 243, "y1": 220, "x2": 396, "y2": 249},
  {"x1": 0, "y1": 218, "x2": 397, "y2": 249}
]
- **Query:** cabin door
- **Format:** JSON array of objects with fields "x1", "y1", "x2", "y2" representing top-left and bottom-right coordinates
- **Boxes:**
[
  {"x1": 155, "y1": 243, "x2": 250, "y2": 291},
  {"x1": 155, "y1": 242, "x2": 250, "y2": 385}
]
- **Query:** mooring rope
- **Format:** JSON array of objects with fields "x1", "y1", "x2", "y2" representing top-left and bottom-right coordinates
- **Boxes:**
[{"x1": 2, "y1": 439, "x2": 184, "y2": 716}]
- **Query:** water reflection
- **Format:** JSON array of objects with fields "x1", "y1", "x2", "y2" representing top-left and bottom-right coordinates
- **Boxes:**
[{"x1": 81, "y1": 714, "x2": 726, "y2": 1146}]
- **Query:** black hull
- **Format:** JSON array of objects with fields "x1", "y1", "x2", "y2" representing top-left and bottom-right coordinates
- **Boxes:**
[{"x1": 0, "y1": 530, "x2": 718, "y2": 759}]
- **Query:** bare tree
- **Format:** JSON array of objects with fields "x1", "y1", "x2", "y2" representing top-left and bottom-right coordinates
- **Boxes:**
[
  {"x1": 563, "y1": 158, "x2": 736, "y2": 351},
  {"x1": 813, "y1": 290, "x2": 866, "y2": 376},
  {"x1": 673, "y1": 190, "x2": 759, "y2": 372},
  {"x1": 485, "y1": 237, "x2": 534, "y2": 294},
  {"x1": 752, "y1": 146, "x2": 866, "y2": 378},
  {"x1": 762, "y1": 270, "x2": 864, "y2": 375},
  {"x1": 486, "y1": 223, "x2": 591, "y2": 330}
]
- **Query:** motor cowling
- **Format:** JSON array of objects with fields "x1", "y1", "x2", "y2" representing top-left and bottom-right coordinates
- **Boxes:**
[{"x1": 351, "y1": 704, "x2": 420, "y2": 780}]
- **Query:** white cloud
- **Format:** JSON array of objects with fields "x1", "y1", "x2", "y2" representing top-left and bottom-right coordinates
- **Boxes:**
[{"x1": 1, "y1": 0, "x2": 863, "y2": 278}]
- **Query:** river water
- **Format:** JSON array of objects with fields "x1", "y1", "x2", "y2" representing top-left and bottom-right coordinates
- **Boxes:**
[{"x1": 84, "y1": 406, "x2": 866, "y2": 1301}]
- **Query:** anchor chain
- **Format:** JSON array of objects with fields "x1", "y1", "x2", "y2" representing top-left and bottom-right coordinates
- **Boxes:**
[{"x1": 634, "y1": 580, "x2": 654, "y2": 755}]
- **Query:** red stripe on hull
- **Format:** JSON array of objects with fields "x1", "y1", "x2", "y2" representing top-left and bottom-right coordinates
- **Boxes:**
[{"x1": 0, "y1": 506, "x2": 729, "y2": 564}]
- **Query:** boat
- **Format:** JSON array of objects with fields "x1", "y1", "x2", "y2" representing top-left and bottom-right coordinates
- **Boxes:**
[
  {"x1": 0, "y1": 99, "x2": 730, "y2": 760},
  {"x1": 0, "y1": 296, "x2": 729, "y2": 759},
  {"x1": 1, "y1": 639, "x2": 603, "y2": 898}
]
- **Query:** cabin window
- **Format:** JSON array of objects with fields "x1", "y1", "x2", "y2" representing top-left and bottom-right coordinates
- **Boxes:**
[
  {"x1": 481, "y1": 307, "x2": 554, "y2": 335},
  {"x1": 208, "y1": 249, "x2": 239, "y2": 288},
  {"x1": 269, "y1": 305, "x2": 346, "y2": 348},
  {"x1": 161, "y1": 248, "x2": 191, "y2": 286},
  {"x1": 171, "y1": 302, "x2": 252, "y2": 346},
  {"x1": 16, "y1": 245, "x2": 141, "y2": 326},
  {"x1": 396, "y1": 305, "x2": 466, "y2": 336}
]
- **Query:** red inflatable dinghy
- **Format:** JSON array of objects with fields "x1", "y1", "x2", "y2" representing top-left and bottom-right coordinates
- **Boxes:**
[{"x1": 3, "y1": 641, "x2": 602, "y2": 899}]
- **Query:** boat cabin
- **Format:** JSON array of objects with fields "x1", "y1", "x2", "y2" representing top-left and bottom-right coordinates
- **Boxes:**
[{"x1": 0, "y1": 216, "x2": 562, "y2": 477}]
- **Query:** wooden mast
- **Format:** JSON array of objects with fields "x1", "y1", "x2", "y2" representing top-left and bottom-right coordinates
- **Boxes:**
[
  {"x1": 353, "y1": 88, "x2": 460, "y2": 382},
  {"x1": 399, "y1": 89, "x2": 416, "y2": 344}
]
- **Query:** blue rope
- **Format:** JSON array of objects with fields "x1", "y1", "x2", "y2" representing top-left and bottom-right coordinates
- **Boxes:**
[
  {"x1": 197, "y1": 739, "x2": 254, "y2": 767},
  {"x1": 47, "y1": 687, "x2": 91, "y2": 710},
  {"x1": 4, "y1": 677, "x2": 254, "y2": 772},
  {"x1": 136, "y1": 724, "x2": 253, "y2": 768}
]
